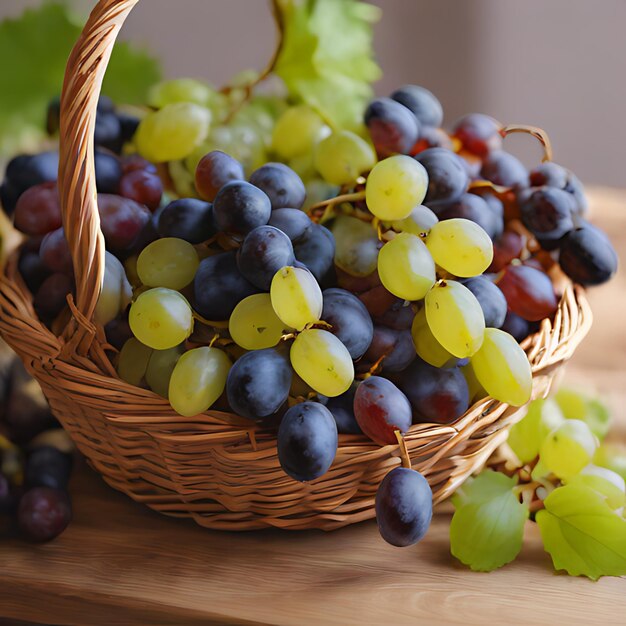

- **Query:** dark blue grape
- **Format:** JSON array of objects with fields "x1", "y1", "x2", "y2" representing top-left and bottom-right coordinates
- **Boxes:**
[
  {"x1": 3, "y1": 152, "x2": 59, "y2": 214},
  {"x1": 277, "y1": 402, "x2": 338, "y2": 481},
  {"x1": 390, "y1": 84, "x2": 443, "y2": 128},
  {"x1": 195, "y1": 150, "x2": 245, "y2": 202},
  {"x1": 94, "y1": 149, "x2": 122, "y2": 194},
  {"x1": 434, "y1": 192, "x2": 501, "y2": 240},
  {"x1": 529, "y1": 162, "x2": 588, "y2": 217},
  {"x1": 227, "y1": 349, "x2": 292, "y2": 420},
  {"x1": 364, "y1": 97, "x2": 420, "y2": 156},
  {"x1": 268, "y1": 208, "x2": 313, "y2": 242},
  {"x1": 396, "y1": 358, "x2": 469, "y2": 424},
  {"x1": 157, "y1": 198, "x2": 215, "y2": 243},
  {"x1": 326, "y1": 388, "x2": 362, "y2": 434},
  {"x1": 376, "y1": 467, "x2": 433, "y2": 547},
  {"x1": 213, "y1": 181, "x2": 271, "y2": 235},
  {"x1": 365, "y1": 327, "x2": 416, "y2": 373},
  {"x1": 414, "y1": 148, "x2": 469, "y2": 205},
  {"x1": 293, "y1": 224, "x2": 335, "y2": 283},
  {"x1": 94, "y1": 112, "x2": 123, "y2": 153},
  {"x1": 237, "y1": 225, "x2": 295, "y2": 290},
  {"x1": 117, "y1": 112, "x2": 140, "y2": 144},
  {"x1": 18, "y1": 250, "x2": 50, "y2": 293},
  {"x1": 194, "y1": 250, "x2": 258, "y2": 320},
  {"x1": 249, "y1": 162, "x2": 306, "y2": 210},
  {"x1": 24, "y1": 447, "x2": 73, "y2": 491},
  {"x1": 480, "y1": 150, "x2": 528, "y2": 188},
  {"x1": 373, "y1": 298, "x2": 416, "y2": 330},
  {"x1": 520, "y1": 187, "x2": 574, "y2": 244},
  {"x1": 459, "y1": 276, "x2": 507, "y2": 328},
  {"x1": 17, "y1": 487, "x2": 71, "y2": 542},
  {"x1": 501, "y1": 311, "x2": 532, "y2": 342}
]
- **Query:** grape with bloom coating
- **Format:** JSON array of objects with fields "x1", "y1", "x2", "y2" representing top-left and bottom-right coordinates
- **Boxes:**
[
  {"x1": 272, "y1": 105, "x2": 329, "y2": 159},
  {"x1": 290, "y1": 329, "x2": 354, "y2": 397},
  {"x1": 270, "y1": 266, "x2": 322, "y2": 331},
  {"x1": 195, "y1": 150, "x2": 244, "y2": 201},
  {"x1": 425, "y1": 280, "x2": 485, "y2": 358},
  {"x1": 117, "y1": 338, "x2": 153, "y2": 387},
  {"x1": 378, "y1": 233, "x2": 435, "y2": 301},
  {"x1": 332, "y1": 215, "x2": 380, "y2": 277},
  {"x1": 426, "y1": 218, "x2": 493, "y2": 278},
  {"x1": 129, "y1": 288, "x2": 194, "y2": 350},
  {"x1": 137, "y1": 238, "x2": 199, "y2": 290},
  {"x1": 249, "y1": 162, "x2": 306, "y2": 211},
  {"x1": 366, "y1": 155, "x2": 428, "y2": 220},
  {"x1": 314, "y1": 130, "x2": 376, "y2": 186},
  {"x1": 469, "y1": 328, "x2": 532, "y2": 406},
  {"x1": 392, "y1": 205, "x2": 438, "y2": 236},
  {"x1": 540, "y1": 419, "x2": 598, "y2": 479},
  {"x1": 146, "y1": 345, "x2": 184, "y2": 398},
  {"x1": 168, "y1": 347, "x2": 231, "y2": 417},
  {"x1": 411, "y1": 307, "x2": 457, "y2": 368},
  {"x1": 229, "y1": 293, "x2": 288, "y2": 350}
]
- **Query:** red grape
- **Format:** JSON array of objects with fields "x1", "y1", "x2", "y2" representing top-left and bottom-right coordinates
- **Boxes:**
[
  {"x1": 365, "y1": 97, "x2": 420, "y2": 157},
  {"x1": 453, "y1": 113, "x2": 502, "y2": 158},
  {"x1": 13, "y1": 182, "x2": 62, "y2": 236},
  {"x1": 18, "y1": 487, "x2": 71, "y2": 542},
  {"x1": 40, "y1": 227, "x2": 73, "y2": 275},
  {"x1": 97, "y1": 194, "x2": 152, "y2": 251},
  {"x1": 119, "y1": 169, "x2": 163, "y2": 211},
  {"x1": 33, "y1": 273, "x2": 73, "y2": 319},
  {"x1": 121, "y1": 154, "x2": 157, "y2": 174},
  {"x1": 497, "y1": 264, "x2": 558, "y2": 321},
  {"x1": 489, "y1": 230, "x2": 524, "y2": 272},
  {"x1": 195, "y1": 150, "x2": 244, "y2": 201}
]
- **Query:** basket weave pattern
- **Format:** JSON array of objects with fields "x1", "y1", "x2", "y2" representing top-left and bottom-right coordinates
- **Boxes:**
[{"x1": 0, "y1": 0, "x2": 593, "y2": 530}]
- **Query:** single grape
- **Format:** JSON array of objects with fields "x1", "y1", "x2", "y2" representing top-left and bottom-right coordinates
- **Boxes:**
[
  {"x1": 326, "y1": 388, "x2": 362, "y2": 434},
  {"x1": 117, "y1": 337, "x2": 153, "y2": 386},
  {"x1": 18, "y1": 487, "x2": 71, "y2": 542},
  {"x1": 410, "y1": 125, "x2": 454, "y2": 155},
  {"x1": 392, "y1": 205, "x2": 438, "y2": 236},
  {"x1": 462, "y1": 361, "x2": 487, "y2": 404},
  {"x1": 194, "y1": 251, "x2": 258, "y2": 320},
  {"x1": 391, "y1": 84, "x2": 443, "y2": 127},
  {"x1": 135, "y1": 103, "x2": 211, "y2": 162},
  {"x1": 520, "y1": 187, "x2": 574, "y2": 244},
  {"x1": 453, "y1": 113, "x2": 502, "y2": 157},
  {"x1": 366, "y1": 155, "x2": 428, "y2": 220},
  {"x1": 365, "y1": 326, "x2": 417, "y2": 373},
  {"x1": 226, "y1": 349, "x2": 292, "y2": 420},
  {"x1": 293, "y1": 224, "x2": 336, "y2": 283},
  {"x1": 95, "y1": 251, "x2": 133, "y2": 326},
  {"x1": 470, "y1": 328, "x2": 532, "y2": 406},
  {"x1": 568, "y1": 465, "x2": 625, "y2": 510},
  {"x1": 353, "y1": 376, "x2": 412, "y2": 445},
  {"x1": 540, "y1": 419, "x2": 598, "y2": 479},
  {"x1": 277, "y1": 402, "x2": 338, "y2": 482},
  {"x1": 496, "y1": 264, "x2": 558, "y2": 321},
  {"x1": 489, "y1": 230, "x2": 524, "y2": 272},
  {"x1": 129, "y1": 288, "x2": 193, "y2": 350},
  {"x1": 121, "y1": 154, "x2": 158, "y2": 175},
  {"x1": 97, "y1": 194, "x2": 152, "y2": 252},
  {"x1": 237, "y1": 225, "x2": 295, "y2": 290},
  {"x1": 270, "y1": 266, "x2": 323, "y2": 331},
  {"x1": 501, "y1": 311, "x2": 532, "y2": 343},
  {"x1": 119, "y1": 169, "x2": 163, "y2": 211},
  {"x1": 19, "y1": 249, "x2": 49, "y2": 293},
  {"x1": 322, "y1": 288, "x2": 374, "y2": 359},
  {"x1": 364, "y1": 97, "x2": 420, "y2": 157},
  {"x1": 148, "y1": 78, "x2": 214, "y2": 108},
  {"x1": 290, "y1": 329, "x2": 354, "y2": 397},
  {"x1": 425, "y1": 280, "x2": 485, "y2": 358},
  {"x1": 195, "y1": 150, "x2": 244, "y2": 201},
  {"x1": 376, "y1": 467, "x2": 433, "y2": 547},
  {"x1": 435, "y1": 192, "x2": 502, "y2": 240},
  {"x1": 411, "y1": 307, "x2": 458, "y2": 368},
  {"x1": 94, "y1": 110, "x2": 123, "y2": 153},
  {"x1": 24, "y1": 446, "x2": 72, "y2": 491},
  {"x1": 118, "y1": 112, "x2": 140, "y2": 145},
  {"x1": 480, "y1": 151, "x2": 528, "y2": 188},
  {"x1": 13, "y1": 182, "x2": 62, "y2": 236},
  {"x1": 268, "y1": 207, "x2": 313, "y2": 243},
  {"x1": 249, "y1": 162, "x2": 306, "y2": 211},
  {"x1": 33, "y1": 273, "x2": 73, "y2": 320},
  {"x1": 559, "y1": 224, "x2": 618, "y2": 286},
  {"x1": 94, "y1": 150, "x2": 123, "y2": 194},
  {"x1": 212, "y1": 180, "x2": 271, "y2": 235},
  {"x1": 39, "y1": 227, "x2": 72, "y2": 275},
  {"x1": 229, "y1": 293, "x2": 288, "y2": 350},
  {"x1": 426, "y1": 218, "x2": 493, "y2": 277},
  {"x1": 146, "y1": 345, "x2": 185, "y2": 398},
  {"x1": 459, "y1": 276, "x2": 507, "y2": 328},
  {"x1": 529, "y1": 162, "x2": 588, "y2": 216},
  {"x1": 377, "y1": 233, "x2": 435, "y2": 301},
  {"x1": 157, "y1": 198, "x2": 215, "y2": 244},
  {"x1": 169, "y1": 347, "x2": 231, "y2": 417},
  {"x1": 314, "y1": 130, "x2": 376, "y2": 186},
  {"x1": 271, "y1": 105, "x2": 328, "y2": 159},
  {"x1": 331, "y1": 215, "x2": 380, "y2": 278},
  {"x1": 414, "y1": 148, "x2": 469, "y2": 205},
  {"x1": 372, "y1": 297, "x2": 416, "y2": 330},
  {"x1": 137, "y1": 237, "x2": 199, "y2": 290},
  {"x1": 3, "y1": 152, "x2": 58, "y2": 214}
]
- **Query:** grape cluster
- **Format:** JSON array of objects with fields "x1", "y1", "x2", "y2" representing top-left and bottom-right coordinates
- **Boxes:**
[{"x1": 1, "y1": 79, "x2": 617, "y2": 550}]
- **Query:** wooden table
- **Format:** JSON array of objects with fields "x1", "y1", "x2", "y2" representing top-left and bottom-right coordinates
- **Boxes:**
[{"x1": 1, "y1": 188, "x2": 625, "y2": 626}]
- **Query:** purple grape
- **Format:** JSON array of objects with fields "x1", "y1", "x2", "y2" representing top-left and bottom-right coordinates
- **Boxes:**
[
  {"x1": 94, "y1": 149, "x2": 123, "y2": 194},
  {"x1": 195, "y1": 150, "x2": 245, "y2": 201},
  {"x1": 326, "y1": 388, "x2": 362, "y2": 435},
  {"x1": 157, "y1": 198, "x2": 215, "y2": 243},
  {"x1": 365, "y1": 97, "x2": 420, "y2": 156},
  {"x1": 18, "y1": 487, "x2": 71, "y2": 542},
  {"x1": 365, "y1": 327, "x2": 416, "y2": 373},
  {"x1": 97, "y1": 194, "x2": 152, "y2": 252},
  {"x1": 480, "y1": 150, "x2": 528, "y2": 188},
  {"x1": 40, "y1": 227, "x2": 73, "y2": 275},
  {"x1": 24, "y1": 446, "x2": 73, "y2": 491},
  {"x1": 414, "y1": 148, "x2": 469, "y2": 205},
  {"x1": 213, "y1": 181, "x2": 272, "y2": 235},
  {"x1": 268, "y1": 208, "x2": 314, "y2": 243},
  {"x1": 293, "y1": 224, "x2": 335, "y2": 284},
  {"x1": 390, "y1": 84, "x2": 443, "y2": 128},
  {"x1": 249, "y1": 162, "x2": 306, "y2": 211},
  {"x1": 13, "y1": 182, "x2": 62, "y2": 236}
]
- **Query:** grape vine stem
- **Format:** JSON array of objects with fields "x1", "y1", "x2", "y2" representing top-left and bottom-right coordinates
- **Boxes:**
[
  {"x1": 500, "y1": 124, "x2": 553, "y2": 163},
  {"x1": 307, "y1": 191, "x2": 367, "y2": 221},
  {"x1": 395, "y1": 430, "x2": 412, "y2": 469}
]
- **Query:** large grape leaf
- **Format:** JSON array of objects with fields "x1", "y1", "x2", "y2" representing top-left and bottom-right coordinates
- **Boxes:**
[
  {"x1": 274, "y1": 0, "x2": 381, "y2": 131},
  {"x1": 450, "y1": 471, "x2": 529, "y2": 571},
  {"x1": 536, "y1": 483, "x2": 626, "y2": 580}
]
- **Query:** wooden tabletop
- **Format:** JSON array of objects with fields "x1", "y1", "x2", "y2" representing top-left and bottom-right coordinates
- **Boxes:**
[{"x1": 1, "y1": 188, "x2": 625, "y2": 626}]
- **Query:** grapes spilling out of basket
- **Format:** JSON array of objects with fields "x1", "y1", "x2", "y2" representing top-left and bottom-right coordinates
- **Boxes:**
[{"x1": 1, "y1": 81, "x2": 617, "y2": 548}]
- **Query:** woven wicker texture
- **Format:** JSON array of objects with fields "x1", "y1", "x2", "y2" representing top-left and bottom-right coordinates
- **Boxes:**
[{"x1": 0, "y1": 0, "x2": 593, "y2": 530}]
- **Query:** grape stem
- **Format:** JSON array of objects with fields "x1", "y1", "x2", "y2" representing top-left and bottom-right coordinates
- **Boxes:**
[
  {"x1": 395, "y1": 430, "x2": 412, "y2": 469},
  {"x1": 500, "y1": 124, "x2": 553, "y2": 163},
  {"x1": 307, "y1": 191, "x2": 367, "y2": 222}
]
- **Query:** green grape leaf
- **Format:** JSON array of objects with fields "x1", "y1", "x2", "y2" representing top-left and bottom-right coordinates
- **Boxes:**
[
  {"x1": 274, "y1": 0, "x2": 381, "y2": 131},
  {"x1": 450, "y1": 471, "x2": 529, "y2": 572},
  {"x1": 555, "y1": 388, "x2": 611, "y2": 440},
  {"x1": 536, "y1": 483, "x2": 626, "y2": 580}
]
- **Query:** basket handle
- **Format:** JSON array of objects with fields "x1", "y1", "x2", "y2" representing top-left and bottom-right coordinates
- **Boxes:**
[{"x1": 58, "y1": 0, "x2": 139, "y2": 347}]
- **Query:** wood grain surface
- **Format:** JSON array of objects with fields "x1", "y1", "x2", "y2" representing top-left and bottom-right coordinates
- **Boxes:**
[{"x1": 0, "y1": 187, "x2": 624, "y2": 626}]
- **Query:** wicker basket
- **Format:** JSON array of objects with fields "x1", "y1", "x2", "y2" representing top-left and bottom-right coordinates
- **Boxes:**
[{"x1": 0, "y1": 0, "x2": 593, "y2": 531}]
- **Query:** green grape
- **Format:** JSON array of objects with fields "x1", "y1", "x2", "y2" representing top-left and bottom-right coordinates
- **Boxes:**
[
  {"x1": 270, "y1": 266, "x2": 323, "y2": 331},
  {"x1": 469, "y1": 328, "x2": 531, "y2": 406},
  {"x1": 124, "y1": 255, "x2": 141, "y2": 288},
  {"x1": 594, "y1": 444, "x2": 626, "y2": 481},
  {"x1": 146, "y1": 345, "x2": 184, "y2": 398},
  {"x1": 290, "y1": 328, "x2": 354, "y2": 397},
  {"x1": 554, "y1": 388, "x2": 611, "y2": 440},
  {"x1": 377, "y1": 233, "x2": 435, "y2": 300},
  {"x1": 95, "y1": 251, "x2": 132, "y2": 326},
  {"x1": 313, "y1": 130, "x2": 376, "y2": 185},
  {"x1": 411, "y1": 307, "x2": 456, "y2": 368},
  {"x1": 567, "y1": 465, "x2": 626, "y2": 510},
  {"x1": 135, "y1": 103, "x2": 211, "y2": 163},
  {"x1": 148, "y1": 78, "x2": 214, "y2": 108},
  {"x1": 117, "y1": 338, "x2": 153, "y2": 387},
  {"x1": 391, "y1": 205, "x2": 438, "y2": 236},
  {"x1": 229, "y1": 293, "x2": 288, "y2": 350},
  {"x1": 168, "y1": 347, "x2": 231, "y2": 417},
  {"x1": 425, "y1": 280, "x2": 485, "y2": 358},
  {"x1": 272, "y1": 105, "x2": 329, "y2": 159},
  {"x1": 302, "y1": 179, "x2": 340, "y2": 211},
  {"x1": 288, "y1": 151, "x2": 317, "y2": 181},
  {"x1": 461, "y1": 362, "x2": 487, "y2": 404},
  {"x1": 129, "y1": 288, "x2": 194, "y2": 350},
  {"x1": 169, "y1": 160, "x2": 197, "y2": 197},
  {"x1": 426, "y1": 218, "x2": 493, "y2": 277},
  {"x1": 137, "y1": 238, "x2": 199, "y2": 290},
  {"x1": 365, "y1": 155, "x2": 428, "y2": 221},
  {"x1": 332, "y1": 215, "x2": 380, "y2": 277},
  {"x1": 540, "y1": 419, "x2": 598, "y2": 479}
]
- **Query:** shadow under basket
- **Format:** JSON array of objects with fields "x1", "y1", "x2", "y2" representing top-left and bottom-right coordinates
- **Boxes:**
[{"x1": 0, "y1": 0, "x2": 593, "y2": 531}]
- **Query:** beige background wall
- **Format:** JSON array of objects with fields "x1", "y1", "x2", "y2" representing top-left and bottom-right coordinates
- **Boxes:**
[{"x1": 3, "y1": 0, "x2": 626, "y2": 186}]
